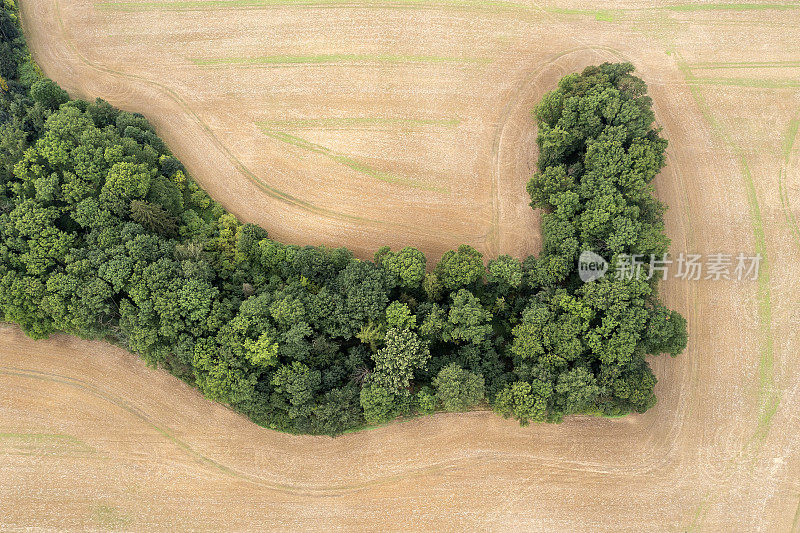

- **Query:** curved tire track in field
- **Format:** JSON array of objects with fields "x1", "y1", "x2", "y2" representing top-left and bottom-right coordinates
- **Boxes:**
[
  {"x1": 0, "y1": 364, "x2": 516, "y2": 496},
  {"x1": 43, "y1": 0, "x2": 378, "y2": 228},
  {"x1": 0, "y1": 345, "x2": 686, "y2": 498},
  {"x1": 485, "y1": 43, "x2": 703, "y2": 528},
  {"x1": 23, "y1": 0, "x2": 480, "y2": 255}
]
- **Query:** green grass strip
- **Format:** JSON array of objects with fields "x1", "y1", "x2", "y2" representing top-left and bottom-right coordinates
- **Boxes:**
[
  {"x1": 0, "y1": 432, "x2": 95, "y2": 452},
  {"x1": 260, "y1": 128, "x2": 448, "y2": 193},
  {"x1": 665, "y1": 3, "x2": 799, "y2": 11},
  {"x1": 0, "y1": 431, "x2": 85, "y2": 443},
  {"x1": 98, "y1": 0, "x2": 616, "y2": 19},
  {"x1": 740, "y1": 157, "x2": 779, "y2": 443},
  {"x1": 686, "y1": 77, "x2": 800, "y2": 89},
  {"x1": 783, "y1": 118, "x2": 800, "y2": 162},
  {"x1": 778, "y1": 171, "x2": 800, "y2": 248},
  {"x1": 95, "y1": 0, "x2": 799, "y2": 14},
  {"x1": 538, "y1": 6, "x2": 618, "y2": 20},
  {"x1": 792, "y1": 496, "x2": 800, "y2": 533},
  {"x1": 778, "y1": 120, "x2": 800, "y2": 251},
  {"x1": 688, "y1": 61, "x2": 800, "y2": 69}
]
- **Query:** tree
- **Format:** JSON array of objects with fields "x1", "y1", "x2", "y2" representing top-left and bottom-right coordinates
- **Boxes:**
[
  {"x1": 642, "y1": 305, "x2": 688, "y2": 357},
  {"x1": 553, "y1": 366, "x2": 600, "y2": 417},
  {"x1": 30, "y1": 79, "x2": 68, "y2": 109},
  {"x1": 335, "y1": 260, "x2": 389, "y2": 337},
  {"x1": 271, "y1": 361, "x2": 321, "y2": 420},
  {"x1": 375, "y1": 246, "x2": 426, "y2": 290},
  {"x1": 417, "y1": 302, "x2": 445, "y2": 341},
  {"x1": 433, "y1": 363, "x2": 485, "y2": 412},
  {"x1": 434, "y1": 244, "x2": 484, "y2": 291},
  {"x1": 415, "y1": 386, "x2": 436, "y2": 414},
  {"x1": 486, "y1": 254, "x2": 523, "y2": 293},
  {"x1": 445, "y1": 289, "x2": 492, "y2": 345},
  {"x1": 511, "y1": 297, "x2": 587, "y2": 372},
  {"x1": 494, "y1": 379, "x2": 553, "y2": 425},
  {"x1": 0, "y1": 271, "x2": 55, "y2": 338},
  {"x1": 244, "y1": 330, "x2": 279, "y2": 368},
  {"x1": 603, "y1": 360, "x2": 658, "y2": 413},
  {"x1": 129, "y1": 199, "x2": 178, "y2": 235},
  {"x1": 360, "y1": 382, "x2": 400, "y2": 425},
  {"x1": 192, "y1": 338, "x2": 258, "y2": 407},
  {"x1": 385, "y1": 301, "x2": 416, "y2": 330},
  {"x1": 371, "y1": 327, "x2": 430, "y2": 392},
  {"x1": 311, "y1": 385, "x2": 363, "y2": 435},
  {"x1": 100, "y1": 162, "x2": 154, "y2": 213}
]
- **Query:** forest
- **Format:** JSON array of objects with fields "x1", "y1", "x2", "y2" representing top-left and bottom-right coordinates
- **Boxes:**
[{"x1": 0, "y1": 1, "x2": 686, "y2": 435}]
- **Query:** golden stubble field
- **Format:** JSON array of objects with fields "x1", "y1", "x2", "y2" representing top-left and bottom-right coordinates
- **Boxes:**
[{"x1": 3, "y1": 0, "x2": 800, "y2": 530}]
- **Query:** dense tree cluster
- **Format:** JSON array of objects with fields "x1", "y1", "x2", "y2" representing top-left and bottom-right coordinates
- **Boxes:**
[{"x1": 0, "y1": 2, "x2": 686, "y2": 435}]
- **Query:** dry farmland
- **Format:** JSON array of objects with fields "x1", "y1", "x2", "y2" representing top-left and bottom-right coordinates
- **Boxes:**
[{"x1": 4, "y1": 0, "x2": 800, "y2": 530}]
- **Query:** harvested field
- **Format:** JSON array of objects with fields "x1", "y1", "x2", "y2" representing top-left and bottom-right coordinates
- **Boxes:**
[{"x1": 5, "y1": 0, "x2": 800, "y2": 530}]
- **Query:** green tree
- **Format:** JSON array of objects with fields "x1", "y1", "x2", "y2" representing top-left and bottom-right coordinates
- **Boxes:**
[
  {"x1": 129, "y1": 199, "x2": 178, "y2": 235},
  {"x1": 375, "y1": 246, "x2": 426, "y2": 290},
  {"x1": 385, "y1": 301, "x2": 416, "y2": 330},
  {"x1": 494, "y1": 379, "x2": 553, "y2": 425},
  {"x1": 642, "y1": 305, "x2": 688, "y2": 357},
  {"x1": 311, "y1": 385, "x2": 363, "y2": 435},
  {"x1": 244, "y1": 330, "x2": 279, "y2": 368},
  {"x1": 434, "y1": 244, "x2": 484, "y2": 291},
  {"x1": 30, "y1": 79, "x2": 68, "y2": 109},
  {"x1": 360, "y1": 382, "x2": 401, "y2": 425},
  {"x1": 371, "y1": 327, "x2": 430, "y2": 392},
  {"x1": 553, "y1": 367, "x2": 600, "y2": 417},
  {"x1": 445, "y1": 289, "x2": 492, "y2": 345},
  {"x1": 271, "y1": 361, "x2": 321, "y2": 420},
  {"x1": 415, "y1": 386, "x2": 436, "y2": 414},
  {"x1": 486, "y1": 254, "x2": 523, "y2": 293},
  {"x1": 432, "y1": 363, "x2": 485, "y2": 412}
]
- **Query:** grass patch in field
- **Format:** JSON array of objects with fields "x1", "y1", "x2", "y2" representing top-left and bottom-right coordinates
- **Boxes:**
[
  {"x1": 778, "y1": 171, "x2": 800, "y2": 248},
  {"x1": 792, "y1": 497, "x2": 800, "y2": 533},
  {"x1": 92, "y1": 504, "x2": 132, "y2": 529},
  {"x1": 688, "y1": 60, "x2": 800, "y2": 70},
  {"x1": 783, "y1": 118, "x2": 800, "y2": 162},
  {"x1": 739, "y1": 157, "x2": 778, "y2": 442},
  {"x1": 778, "y1": 120, "x2": 800, "y2": 250},
  {"x1": 259, "y1": 127, "x2": 448, "y2": 193},
  {"x1": 593, "y1": 10, "x2": 615, "y2": 21},
  {"x1": 0, "y1": 432, "x2": 95, "y2": 455},
  {"x1": 680, "y1": 62, "x2": 800, "y2": 89},
  {"x1": 190, "y1": 54, "x2": 490, "y2": 66},
  {"x1": 665, "y1": 2, "x2": 799, "y2": 11},
  {"x1": 540, "y1": 6, "x2": 618, "y2": 21},
  {"x1": 686, "y1": 77, "x2": 800, "y2": 89}
]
